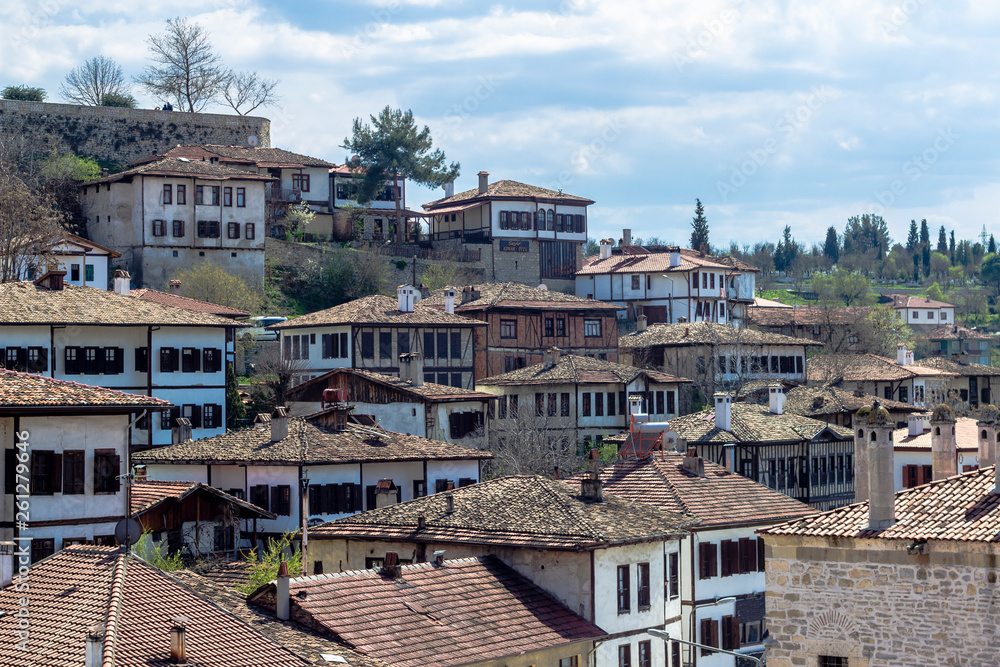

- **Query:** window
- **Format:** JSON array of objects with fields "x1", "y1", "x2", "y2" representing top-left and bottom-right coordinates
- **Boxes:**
[
  {"x1": 631, "y1": 275, "x2": 641, "y2": 290},
  {"x1": 379, "y1": 332, "x2": 392, "y2": 359},
  {"x1": 667, "y1": 390, "x2": 676, "y2": 414},
  {"x1": 163, "y1": 184, "x2": 172, "y2": 205},
  {"x1": 236, "y1": 187, "x2": 245, "y2": 207},
  {"x1": 26, "y1": 347, "x2": 47, "y2": 373},
  {"x1": 172, "y1": 219, "x2": 185, "y2": 237},
  {"x1": 437, "y1": 332, "x2": 448, "y2": 359},
  {"x1": 94, "y1": 450, "x2": 121, "y2": 494},
  {"x1": 245, "y1": 222, "x2": 255, "y2": 239},
  {"x1": 450, "y1": 332, "x2": 461, "y2": 359},
  {"x1": 228, "y1": 222, "x2": 240, "y2": 239},
  {"x1": 668, "y1": 551, "x2": 679, "y2": 599},
  {"x1": 559, "y1": 658, "x2": 579, "y2": 667},
  {"x1": 692, "y1": 272, "x2": 699, "y2": 288},
  {"x1": 361, "y1": 332, "x2": 374, "y2": 359},
  {"x1": 271, "y1": 485, "x2": 292, "y2": 515},
  {"x1": 638, "y1": 641, "x2": 651, "y2": 667},
  {"x1": 721, "y1": 615, "x2": 740, "y2": 651},
  {"x1": 699, "y1": 541, "x2": 718, "y2": 579},
  {"x1": 250, "y1": 484, "x2": 269, "y2": 511},
  {"x1": 214, "y1": 526, "x2": 235, "y2": 551},
  {"x1": 449, "y1": 411, "x2": 483, "y2": 439},
  {"x1": 176, "y1": 184, "x2": 186, "y2": 205},
  {"x1": 672, "y1": 642, "x2": 681, "y2": 667},
  {"x1": 548, "y1": 392, "x2": 557, "y2": 417},
  {"x1": 637, "y1": 562, "x2": 650, "y2": 609},
  {"x1": 584, "y1": 319, "x2": 601, "y2": 337},
  {"x1": 203, "y1": 348, "x2": 222, "y2": 373},
  {"x1": 160, "y1": 347, "x2": 178, "y2": 373},
  {"x1": 595, "y1": 393, "x2": 604, "y2": 417},
  {"x1": 152, "y1": 219, "x2": 166, "y2": 236},
  {"x1": 617, "y1": 564, "x2": 630, "y2": 613},
  {"x1": 508, "y1": 395, "x2": 518, "y2": 417},
  {"x1": 223, "y1": 187, "x2": 232, "y2": 207},
  {"x1": 540, "y1": 240, "x2": 577, "y2": 278},
  {"x1": 556, "y1": 317, "x2": 566, "y2": 337},
  {"x1": 560, "y1": 392, "x2": 570, "y2": 416},
  {"x1": 700, "y1": 619, "x2": 719, "y2": 656},
  {"x1": 195, "y1": 185, "x2": 204, "y2": 205},
  {"x1": 181, "y1": 348, "x2": 201, "y2": 373},
  {"x1": 203, "y1": 404, "x2": 222, "y2": 429},
  {"x1": 292, "y1": 173, "x2": 310, "y2": 192},
  {"x1": 535, "y1": 392, "x2": 545, "y2": 416},
  {"x1": 818, "y1": 658, "x2": 849, "y2": 667},
  {"x1": 210, "y1": 186, "x2": 220, "y2": 205},
  {"x1": 500, "y1": 319, "x2": 516, "y2": 338},
  {"x1": 703, "y1": 273, "x2": 708, "y2": 289},
  {"x1": 582, "y1": 393, "x2": 591, "y2": 417},
  {"x1": 544, "y1": 317, "x2": 554, "y2": 337},
  {"x1": 618, "y1": 645, "x2": 631, "y2": 667},
  {"x1": 903, "y1": 464, "x2": 933, "y2": 488},
  {"x1": 31, "y1": 539, "x2": 54, "y2": 564},
  {"x1": 30, "y1": 451, "x2": 57, "y2": 495}
]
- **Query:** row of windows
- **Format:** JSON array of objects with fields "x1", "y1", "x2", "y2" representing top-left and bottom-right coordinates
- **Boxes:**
[
  {"x1": 500, "y1": 318, "x2": 600, "y2": 339},
  {"x1": 691, "y1": 271, "x2": 724, "y2": 290},
  {"x1": 69, "y1": 264, "x2": 95, "y2": 282},
  {"x1": 910, "y1": 310, "x2": 947, "y2": 320},
  {"x1": 758, "y1": 454, "x2": 854, "y2": 491},
  {"x1": 1, "y1": 346, "x2": 49, "y2": 373},
  {"x1": 698, "y1": 537, "x2": 765, "y2": 579},
  {"x1": 498, "y1": 209, "x2": 585, "y2": 233},
  {"x1": 495, "y1": 390, "x2": 676, "y2": 420},
  {"x1": 616, "y1": 562, "x2": 651, "y2": 613},
  {"x1": 4, "y1": 449, "x2": 120, "y2": 496},
  {"x1": 161, "y1": 184, "x2": 248, "y2": 207},
  {"x1": 716, "y1": 354, "x2": 804, "y2": 375},
  {"x1": 617, "y1": 640, "x2": 652, "y2": 667},
  {"x1": 694, "y1": 299, "x2": 725, "y2": 320},
  {"x1": 143, "y1": 404, "x2": 223, "y2": 431},
  {"x1": 151, "y1": 219, "x2": 256, "y2": 240},
  {"x1": 334, "y1": 182, "x2": 396, "y2": 201},
  {"x1": 358, "y1": 331, "x2": 464, "y2": 361}
]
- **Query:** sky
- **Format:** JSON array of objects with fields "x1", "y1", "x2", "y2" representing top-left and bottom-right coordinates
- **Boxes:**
[{"x1": 2, "y1": 0, "x2": 999, "y2": 250}]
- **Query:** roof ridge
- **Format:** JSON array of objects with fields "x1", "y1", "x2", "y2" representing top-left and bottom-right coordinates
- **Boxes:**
[
  {"x1": 537, "y1": 477, "x2": 604, "y2": 540},
  {"x1": 648, "y1": 458, "x2": 697, "y2": 516},
  {"x1": 101, "y1": 551, "x2": 128, "y2": 667}
]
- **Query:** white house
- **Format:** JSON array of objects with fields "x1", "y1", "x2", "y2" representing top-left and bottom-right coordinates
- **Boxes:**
[
  {"x1": 883, "y1": 294, "x2": 956, "y2": 331},
  {"x1": 306, "y1": 473, "x2": 696, "y2": 667},
  {"x1": 133, "y1": 406, "x2": 492, "y2": 538},
  {"x1": 80, "y1": 156, "x2": 272, "y2": 290},
  {"x1": 20, "y1": 232, "x2": 119, "y2": 289},
  {"x1": 891, "y1": 413, "x2": 985, "y2": 491},
  {"x1": 576, "y1": 239, "x2": 732, "y2": 325},
  {"x1": 0, "y1": 369, "x2": 170, "y2": 562},
  {"x1": 0, "y1": 272, "x2": 237, "y2": 448}
]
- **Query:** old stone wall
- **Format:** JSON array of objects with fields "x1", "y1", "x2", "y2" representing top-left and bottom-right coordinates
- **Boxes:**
[
  {"x1": 764, "y1": 535, "x2": 1000, "y2": 667},
  {"x1": 0, "y1": 99, "x2": 270, "y2": 164}
]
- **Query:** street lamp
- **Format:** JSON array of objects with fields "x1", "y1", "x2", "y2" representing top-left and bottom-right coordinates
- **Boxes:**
[{"x1": 648, "y1": 628, "x2": 777, "y2": 666}]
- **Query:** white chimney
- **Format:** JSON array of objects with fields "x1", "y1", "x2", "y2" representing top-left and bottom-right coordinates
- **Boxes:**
[
  {"x1": 276, "y1": 561, "x2": 290, "y2": 621},
  {"x1": 978, "y1": 406, "x2": 999, "y2": 470},
  {"x1": 599, "y1": 238, "x2": 613, "y2": 260},
  {"x1": 628, "y1": 394, "x2": 645, "y2": 417},
  {"x1": 0, "y1": 541, "x2": 12, "y2": 587},
  {"x1": 444, "y1": 287, "x2": 456, "y2": 315},
  {"x1": 930, "y1": 406, "x2": 957, "y2": 481},
  {"x1": 714, "y1": 393, "x2": 732, "y2": 432},
  {"x1": 622, "y1": 228, "x2": 632, "y2": 247},
  {"x1": 768, "y1": 385, "x2": 785, "y2": 415},
  {"x1": 169, "y1": 616, "x2": 188, "y2": 664},
  {"x1": 636, "y1": 315, "x2": 647, "y2": 332},
  {"x1": 896, "y1": 344, "x2": 907, "y2": 366},
  {"x1": 271, "y1": 407, "x2": 288, "y2": 442},
  {"x1": 113, "y1": 269, "x2": 131, "y2": 296},
  {"x1": 906, "y1": 351, "x2": 914, "y2": 366},
  {"x1": 723, "y1": 442, "x2": 736, "y2": 473},
  {"x1": 444, "y1": 181, "x2": 455, "y2": 198},
  {"x1": 86, "y1": 624, "x2": 105, "y2": 667},
  {"x1": 397, "y1": 284, "x2": 415, "y2": 313},
  {"x1": 908, "y1": 414, "x2": 925, "y2": 437},
  {"x1": 668, "y1": 246, "x2": 681, "y2": 268},
  {"x1": 477, "y1": 171, "x2": 489, "y2": 195}
]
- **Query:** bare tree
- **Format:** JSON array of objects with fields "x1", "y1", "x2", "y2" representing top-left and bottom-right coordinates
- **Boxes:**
[
  {"x1": 60, "y1": 55, "x2": 131, "y2": 106},
  {"x1": 248, "y1": 344, "x2": 309, "y2": 409},
  {"x1": 135, "y1": 17, "x2": 228, "y2": 112},
  {"x1": 472, "y1": 401, "x2": 582, "y2": 478},
  {"x1": 222, "y1": 70, "x2": 279, "y2": 115},
  {"x1": 0, "y1": 160, "x2": 63, "y2": 282}
]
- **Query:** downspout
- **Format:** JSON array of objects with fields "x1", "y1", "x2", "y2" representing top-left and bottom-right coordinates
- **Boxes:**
[
  {"x1": 50, "y1": 325, "x2": 64, "y2": 378},
  {"x1": 689, "y1": 531, "x2": 698, "y2": 666}
]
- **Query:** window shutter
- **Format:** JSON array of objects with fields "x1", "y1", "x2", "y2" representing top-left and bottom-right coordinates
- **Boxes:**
[
  {"x1": 36, "y1": 348, "x2": 48, "y2": 373},
  {"x1": 4, "y1": 448, "x2": 14, "y2": 494},
  {"x1": 214, "y1": 404, "x2": 223, "y2": 428},
  {"x1": 308, "y1": 485, "x2": 319, "y2": 514},
  {"x1": 741, "y1": 537, "x2": 757, "y2": 572},
  {"x1": 757, "y1": 537, "x2": 765, "y2": 571},
  {"x1": 334, "y1": 484, "x2": 347, "y2": 513},
  {"x1": 191, "y1": 406, "x2": 203, "y2": 429},
  {"x1": 51, "y1": 453, "x2": 62, "y2": 494},
  {"x1": 352, "y1": 484, "x2": 362, "y2": 512},
  {"x1": 110, "y1": 454, "x2": 121, "y2": 492},
  {"x1": 720, "y1": 540, "x2": 732, "y2": 577},
  {"x1": 271, "y1": 487, "x2": 280, "y2": 515},
  {"x1": 115, "y1": 347, "x2": 125, "y2": 374}
]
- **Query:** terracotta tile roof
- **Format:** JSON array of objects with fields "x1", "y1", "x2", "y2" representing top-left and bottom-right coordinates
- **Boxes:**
[
  {"x1": 915, "y1": 356, "x2": 1000, "y2": 377},
  {"x1": 0, "y1": 369, "x2": 170, "y2": 411},
  {"x1": 669, "y1": 403, "x2": 854, "y2": 444},
  {"x1": 171, "y1": 568, "x2": 388, "y2": 667},
  {"x1": 252, "y1": 556, "x2": 603, "y2": 667},
  {"x1": 577, "y1": 249, "x2": 729, "y2": 276},
  {"x1": 806, "y1": 354, "x2": 957, "y2": 383},
  {"x1": 130, "y1": 288, "x2": 250, "y2": 317},
  {"x1": 291, "y1": 368, "x2": 498, "y2": 403},
  {"x1": 130, "y1": 480, "x2": 276, "y2": 519},
  {"x1": 584, "y1": 455, "x2": 816, "y2": 529},
  {"x1": 762, "y1": 465, "x2": 1000, "y2": 541},
  {"x1": 187, "y1": 560, "x2": 254, "y2": 591},
  {"x1": 891, "y1": 417, "x2": 979, "y2": 452},
  {"x1": 83, "y1": 157, "x2": 274, "y2": 186},
  {"x1": 883, "y1": 293, "x2": 954, "y2": 309},
  {"x1": 423, "y1": 179, "x2": 594, "y2": 209},
  {"x1": 748, "y1": 305, "x2": 872, "y2": 327},
  {"x1": 752, "y1": 296, "x2": 793, "y2": 308},
  {"x1": 0, "y1": 545, "x2": 308, "y2": 667},
  {"x1": 420, "y1": 281, "x2": 622, "y2": 312},
  {"x1": 922, "y1": 324, "x2": 992, "y2": 340},
  {"x1": 476, "y1": 352, "x2": 689, "y2": 386},
  {"x1": 152, "y1": 145, "x2": 335, "y2": 169},
  {"x1": 133, "y1": 418, "x2": 492, "y2": 466},
  {"x1": 270, "y1": 295, "x2": 484, "y2": 330},
  {"x1": 782, "y1": 385, "x2": 924, "y2": 418},
  {"x1": 0, "y1": 282, "x2": 239, "y2": 327},
  {"x1": 619, "y1": 321, "x2": 823, "y2": 350},
  {"x1": 310, "y1": 475, "x2": 695, "y2": 549}
]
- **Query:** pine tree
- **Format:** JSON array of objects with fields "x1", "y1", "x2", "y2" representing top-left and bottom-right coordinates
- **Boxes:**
[
  {"x1": 906, "y1": 220, "x2": 919, "y2": 251},
  {"x1": 690, "y1": 199, "x2": 709, "y2": 253},
  {"x1": 949, "y1": 230, "x2": 956, "y2": 262},
  {"x1": 989, "y1": 234, "x2": 997, "y2": 255},
  {"x1": 919, "y1": 219, "x2": 930, "y2": 246},
  {"x1": 823, "y1": 226, "x2": 839, "y2": 263},
  {"x1": 937, "y1": 226, "x2": 948, "y2": 254}
]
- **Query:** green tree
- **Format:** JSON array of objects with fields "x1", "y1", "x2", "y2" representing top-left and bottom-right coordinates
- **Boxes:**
[
  {"x1": 937, "y1": 226, "x2": 948, "y2": 254},
  {"x1": 906, "y1": 220, "x2": 919, "y2": 251},
  {"x1": 853, "y1": 305, "x2": 913, "y2": 357},
  {"x1": 989, "y1": 234, "x2": 997, "y2": 255},
  {"x1": 774, "y1": 225, "x2": 798, "y2": 273},
  {"x1": 813, "y1": 268, "x2": 874, "y2": 306},
  {"x1": 919, "y1": 219, "x2": 930, "y2": 246},
  {"x1": 925, "y1": 282, "x2": 945, "y2": 302},
  {"x1": 237, "y1": 533, "x2": 302, "y2": 594},
  {"x1": 226, "y1": 362, "x2": 245, "y2": 430},
  {"x1": 949, "y1": 230, "x2": 956, "y2": 261},
  {"x1": 135, "y1": 17, "x2": 228, "y2": 112},
  {"x1": 60, "y1": 55, "x2": 130, "y2": 106},
  {"x1": 584, "y1": 237, "x2": 599, "y2": 257},
  {"x1": 929, "y1": 251, "x2": 950, "y2": 279},
  {"x1": 283, "y1": 201, "x2": 315, "y2": 241},
  {"x1": 343, "y1": 106, "x2": 460, "y2": 244},
  {"x1": 690, "y1": 198, "x2": 709, "y2": 253},
  {"x1": 2, "y1": 85, "x2": 45, "y2": 101},
  {"x1": 38, "y1": 151, "x2": 102, "y2": 236},
  {"x1": 172, "y1": 263, "x2": 263, "y2": 313},
  {"x1": 822, "y1": 226, "x2": 839, "y2": 263},
  {"x1": 101, "y1": 92, "x2": 136, "y2": 108},
  {"x1": 419, "y1": 263, "x2": 479, "y2": 292},
  {"x1": 981, "y1": 254, "x2": 1000, "y2": 298},
  {"x1": 133, "y1": 531, "x2": 183, "y2": 571}
]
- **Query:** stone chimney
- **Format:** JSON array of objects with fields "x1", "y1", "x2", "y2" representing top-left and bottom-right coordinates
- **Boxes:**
[
  {"x1": 622, "y1": 228, "x2": 632, "y2": 247},
  {"x1": 543, "y1": 347, "x2": 560, "y2": 369},
  {"x1": 977, "y1": 405, "x2": 999, "y2": 469},
  {"x1": 444, "y1": 181, "x2": 455, "y2": 198},
  {"x1": 86, "y1": 624, "x2": 105, "y2": 667},
  {"x1": 397, "y1": 284, "x2": 416, "y2": 313},
  {"x1": 399, "y1": 352, "x2": 423, "y2": 387},
  {"x1": 855, "y1": 402, "x2": 895, "y2": 528},
  {"x1": 113, "y1": 269, "x2": 131, "y2": 295},
  {"x1": 168, "y1": 279, "x2": 182, "y2": 294},
  {"x1": 896, "y1": 343, "x2": 908, "y2": 366},
  {"x1": 381, "y1": 552, "x2": 401, "y2": 578},
  {"x1": 636, "y1": 314, "x2": 647, "y2": 332},
  {"x1": 169, "y1": 616, "x2": 188, "y2": 664},
  {"x1": 930, "y1": 404, "x2": 957, "y2": 481},
  {"x1": 580, "y1": 449, "x2": 603, "y2": 501},
  {"x1": 477, "y1": 171, "x2": 489, "y2": 195},
  {"x1": 444, "y1": 287, "x2": 457, "y2": 314},
  {"x1": 599, "y1": 238, "x2": 614, "y2": 260},
  {"x1": 445, "y1": 494, "x2": 455, "y2": 514},
  {"x1": 768, "y1": 385, "x2": 785, "y2": 415},
  {"x1": 907, "y1": 413, "x2": 925, "y2": 437},
  {"x1": 172, "y1": 417, "x2": 192, "y2": 444},
  {"x1": 460, "y1": 285, "x2": 480, "y2": 304},
  {"x1": 714, "y1": 393, "x2": 732, "y2": 432},
  {"x1": 276, "y1": 561, "x2": 290, "y2": 621},
  {"x1": 682, "y1": 447, "x2": 706, "y2": 477},
  {"x1": 271, "y1": 406, "x2": 289, "y2": 442},
  {"x1": 668, "y1": 246, "x2": 681, "y2": 268}
]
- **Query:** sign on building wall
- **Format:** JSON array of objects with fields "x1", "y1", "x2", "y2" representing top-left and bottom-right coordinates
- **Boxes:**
[{"x1": 499, "y1": 240, "x2": 530, "y2": 253}]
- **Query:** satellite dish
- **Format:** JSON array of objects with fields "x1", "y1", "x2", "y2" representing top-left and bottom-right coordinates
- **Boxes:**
[
  {"x1": 247, "y1": 135, "x2": 259, "y2": 147},
  {"x1": 114, "y1": 518, "x2": 142, "y2": 547},
  {"x1": 537, "y1": 284, "x2": 548, "y2": 291}
]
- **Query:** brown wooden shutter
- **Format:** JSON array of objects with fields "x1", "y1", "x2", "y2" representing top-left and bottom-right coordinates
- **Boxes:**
[
  {"x1": 51, "y1": 453, "x2": 62, "y2": 495},
  {"x1": 721, "y1": 615, "x2": 740, "y2": 650},
  {"x1": 4, "y1": 448, "x2": 14, "y2": 494},
  {"x1": 757, "y1": 537, "x2": 766, "y2": 571},
  {"x1": 720, "y1": 539, "x2": 733, "y2": 577}
]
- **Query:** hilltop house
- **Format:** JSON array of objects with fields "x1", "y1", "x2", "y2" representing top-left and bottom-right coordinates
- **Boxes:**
[
  {"x1": 419, "y1": 281, "x2": 623, "y2": 377},
  {"x1": 19, "y1": 232, "x2": 119, "y2": 289},
  {"x1": 882, "y1": 293, "x2": 955, "y2": 331},
  {"x1": 422, "y1": 171, "x2": 593, "y2": 293},
  {"x1": 915, "y1": 356, "x2": 1000, "y2": 411},
  {"x1": 747, "y1": 304, "x2": 872, "y2": 354},
  {"x1": 327, "y1": 163, "x2": 419, "y2": 242},
  {"x1": 922, "y1": 324, "x2": 994, "y2": 366}
]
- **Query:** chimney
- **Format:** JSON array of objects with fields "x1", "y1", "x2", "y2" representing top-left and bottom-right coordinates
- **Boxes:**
[
  {"x1": 682, "y1": 447, "x2": 706, "y2": 477},
  {"x1": 581, "y1": 449, "x2": 603, "y2": 500},
  {"x1": 444, "y1": 287, "x2": 456, "y2": 314},
  {"x1": 169, "y1": 616, "x2": 188, "y2": 664},
  {"x1": 397, "y1": 284, "x2": 415, "y2": 313},
  {"x1": 399, "y1": 352, "x2": 423, "y2": 387},
  {"x1": 0, "y1": 542, "x2": 13, "y2": 587},
  {"x1": 543, "y1": 347, "x2": 560, "y2": 369},
  {"x1": 271, "y1": 407, "x2": 289, "y2": 442},
  {"x1": 622, "y1": 228, "x2": 632, "y2": 247},
  {"x1": 907, "y1": 413, "x2": 925, "y2": 437},
  {"x1": 599, "y1": 238, "x2": 614, "y2": 260},
  {"x1": 722, "y1": 443, "x2": 736, "y2": 474},
  {"x1": 168, "y1": 279, "x2": 182, "y2": 293},
  {"x1": 444, "y1": 181, "x2": 455, "y2": 198},
  {"x1": 34, "y1": 270, "x2": 66, "y2": 291},
  {"x1": 553, "y1": 466, "x2": 559, "y2": 480},
  {"x1": 445, "y1": 494, "x2": 455, "y2": 514},
  {"x1": 113, "y1": 269, "x2": 131, "y2": 295},
  {"x1": 930, "y1": 404, "x2": 957, "y2": 481},
  {"x1": 276, "y1": 561, "x2": 290, "y2": 621},
  {"x1": 477, "y1": 171, "x2": 489, "y2": 195},
  {"x1": 636, "y1": 314, "x2": 647, "y2": 332},
  {"x1": 133, "y1": 465, "x2": 147, "y2": 482},
  {"x1": 101, "y1": 168, "x2": 109, "y2": 177},
  {"x1": 417, "y1": 514, "x2": 426, "y2": 529},
  {"x1": 896, "y1": 344, "x2": 907, "y2": 366},
  {"x1": 906, "y1": 350, "x2": 914, "y2": 366},
  {"x1": 433, "y1": 550, "x2": 446, "y2": 566},
  {"x1": 172, "y1": 417, "x2": 192, "y2": 444},
  {"x1": 381, "y1": 552, "x2": 400, "y2": 578},
  {"x1": 628, "y1": 393, "x2": 645, "y2": 417},
  {"x1": 856, "y1": 402, "x2": 895, "y2": 528},
  {"x1": 86, "y1": 624, "x2": 105, "y2": 667},
  {"x1": 714, "y1": 393, "x2": 732, "y2": 432},
  {"x1": 977, "y1": 405, "x2": 999, "y2": 470},
  {"x1": 768, "y1": 385, "x2": 785, "y2": 415},
  {"x1": 668, "y1": 245, "x2": 681, "y2": 268}
]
